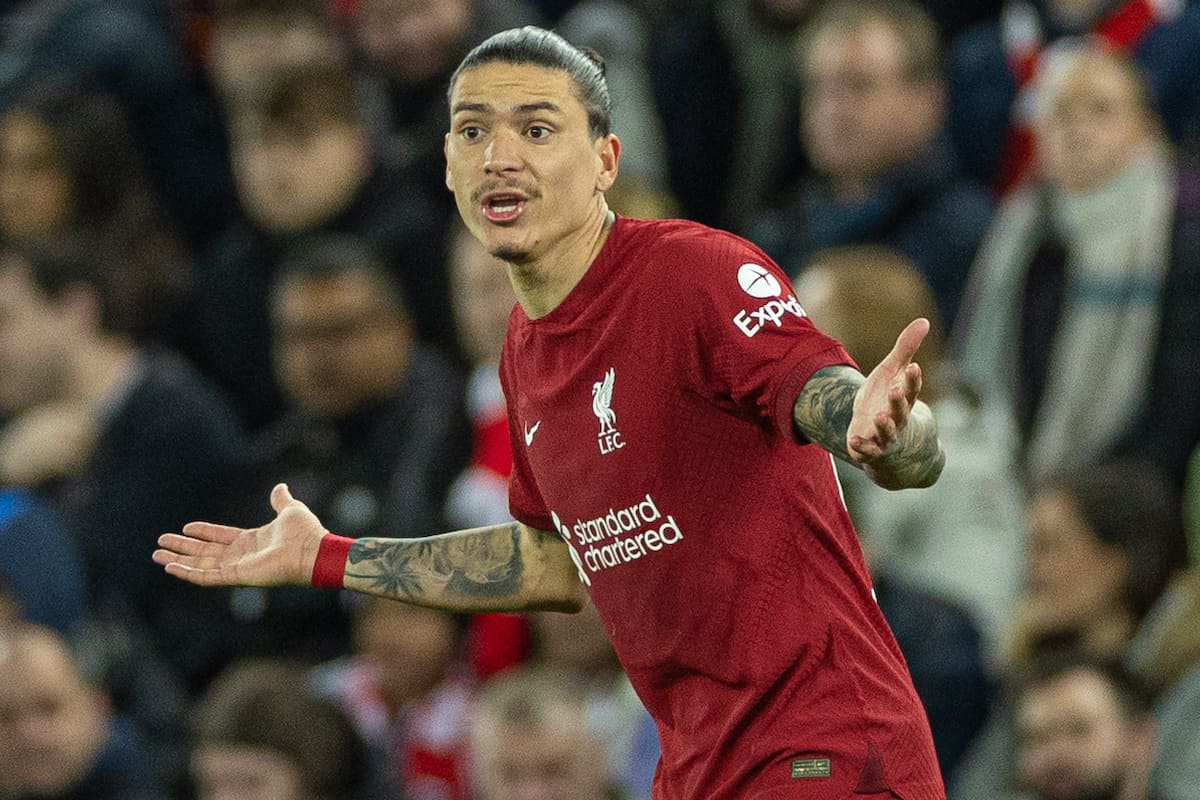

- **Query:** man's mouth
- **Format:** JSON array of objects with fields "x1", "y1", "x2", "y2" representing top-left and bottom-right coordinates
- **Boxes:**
[{"x1": 481, "y1": 193, "x2": 528, "y2": 223}]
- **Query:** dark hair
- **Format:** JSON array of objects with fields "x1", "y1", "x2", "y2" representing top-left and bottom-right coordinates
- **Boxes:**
[
  {"x1": 448, "y1": 26, "x2": 612, "y2": 138},
  {"x1": 255, "y1": 62, "x2": 362, "y2": 134},
  {"x1": 3, "y1": 233, "x2": 169, "y2": 339},
  {"x1": 1016, "y1": 649, "x2": 1153, "y2": 720},
  {"x1": 194, "y1": 659, "x2": 366, "y2": 799},
  {"x1": 1, "y1": 85, "x2": 190, "y2": 338},
  {"x1": 274, "y1": 233, "x2": 409, "y2": 316},
  {"x1": 1043, "y1": 459, "x2": 1188, "y2": 620}
]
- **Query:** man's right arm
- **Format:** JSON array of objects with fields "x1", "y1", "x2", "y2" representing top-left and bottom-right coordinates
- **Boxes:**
[
  {"x1": 342, "y1": 522, "x2": 585, "y2": 612},
  {"x1": 153, "y1": 483, "x2": 586, "y2": 614}
]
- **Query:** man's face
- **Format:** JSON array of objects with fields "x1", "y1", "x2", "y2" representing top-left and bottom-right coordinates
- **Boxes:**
[
  {"x1": 1038, "y1": 54, "x2": 1149, "y2": 194},
  {"x1": 474, "y1": 717, "x2": 608, "y2": 800},
  {"x1": 800, "y1": 21, "x2": 939, "y2": 185},
  {"x1": 0, "y1": 259, "x2": 74, "y2": 413},
  {"x1": 444, "y1": 62, "x2": 618, "y2": 266},
  {"x1": 233, "y1": 118, "x2": 368, "y2": 234},
  {"x1": 354, "y1": 600, "x2": 458, "y2": 707},
  {"x1": 191, "y1": 745, "x2": 306, "y2": 800},
  {"x1": 272, "y1": 269, "x2": 412, "y2": 418},
  {"x1": 0, "y1": 634, "x2": 108, "y2": 796},
  {"x1": 0, "y1": 112, "x2": 75, "y2": 239},
  {"x1": 1017, "y1": 669, "x2": 1140, "y2": 800},
  {"x1": 1024, "y1": 490, "x2": 1130, "y2": 636}
]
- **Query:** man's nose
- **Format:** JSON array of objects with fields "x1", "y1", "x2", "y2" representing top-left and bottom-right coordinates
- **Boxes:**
[{"x1": 483, "y1": 129, "x2": 523, "y2": 174}]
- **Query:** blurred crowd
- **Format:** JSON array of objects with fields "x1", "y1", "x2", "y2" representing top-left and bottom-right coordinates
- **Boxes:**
[{"x1": 1, "y1": 0, "x2": 1199, "y2": 798}]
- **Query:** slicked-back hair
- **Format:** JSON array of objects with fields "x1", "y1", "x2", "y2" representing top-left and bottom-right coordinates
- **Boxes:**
[{"x1": 448, "y1": 26, "x2": 612, "y2": 139}]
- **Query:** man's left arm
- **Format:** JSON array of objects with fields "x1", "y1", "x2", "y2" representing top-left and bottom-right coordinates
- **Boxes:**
[{"x1": 793, "y1": 319, "x2": 945, "y2": 490}]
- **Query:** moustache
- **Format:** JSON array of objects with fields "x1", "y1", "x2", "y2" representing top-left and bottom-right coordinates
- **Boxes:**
[{"x1": 470, "y1": 180, "x2": 543, "y2": 204}]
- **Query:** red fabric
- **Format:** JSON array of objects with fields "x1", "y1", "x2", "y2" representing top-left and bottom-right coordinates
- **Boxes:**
[
  {"x1": 311, "y1": 533, "x2": 353, "y2": 589},
  {"x1": 467, "y1": 613, "x2": 528, "y2": 679},
  {"x1": 998, "y1": 0, "x2": 1161, "y2": 194},
  {"x1": 499, "y1": 217, "x2": 942, "y2": 800},
  {"x1": 472, "y1": 415, "x2": 513, "y2": 477}
]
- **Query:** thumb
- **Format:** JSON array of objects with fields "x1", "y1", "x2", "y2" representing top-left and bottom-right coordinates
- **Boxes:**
[
  {"x1": 270, "y1": 482, "x2": 295, "y2": 514},
  {"x1": 885, "y1": 318, "x2": 930, "y2": 369}
]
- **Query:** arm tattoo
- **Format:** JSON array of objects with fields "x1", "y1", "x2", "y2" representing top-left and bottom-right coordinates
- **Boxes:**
[
  {"x1": 793, "y1": 365, "x2": 945, "y2": 490},
  {"x1": 343, "y1": 523, "x2": 572, "y2": 612},
  {"x1": 792, "y1": 365, "x2": 860, "y2": 462}
]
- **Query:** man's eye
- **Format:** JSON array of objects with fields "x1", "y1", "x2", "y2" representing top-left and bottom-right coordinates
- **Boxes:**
[
  {"x1": 527, "y1": 126, "x2": 550, "y2": 139},
  {"x1": 462, "y1": 126, "x2": 483, "y2": 140}
]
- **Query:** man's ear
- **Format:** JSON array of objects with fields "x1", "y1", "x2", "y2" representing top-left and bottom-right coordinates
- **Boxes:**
[
  {"x1": 444, "y1": 133, "x2": 454, "y2": 193},
  {"x1": 595, "y1": 133, "x2": 620, "y2": 193}
]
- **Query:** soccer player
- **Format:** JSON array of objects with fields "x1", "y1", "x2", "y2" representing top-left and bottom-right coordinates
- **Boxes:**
[{"x1": 155, "y1": 26, "x2": 946, "y2": 799}]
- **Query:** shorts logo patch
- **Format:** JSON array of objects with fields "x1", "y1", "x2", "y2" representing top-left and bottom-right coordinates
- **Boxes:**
[{"x1": 791, "y1": 757, "x2": 832, "y2": 779}]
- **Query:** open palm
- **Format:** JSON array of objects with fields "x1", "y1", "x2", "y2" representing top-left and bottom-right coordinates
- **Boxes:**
[
  {"x1": 153, "y1": 483, "x2": 326, "y2": 587},
  {"x1": 847, "y1": 318, "x2": 928, "y2": 465}
]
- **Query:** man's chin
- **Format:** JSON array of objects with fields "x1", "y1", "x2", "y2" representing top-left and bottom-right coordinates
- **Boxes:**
[{"x1": 490, "y1": 245, "x2": 532, "y2": 264}]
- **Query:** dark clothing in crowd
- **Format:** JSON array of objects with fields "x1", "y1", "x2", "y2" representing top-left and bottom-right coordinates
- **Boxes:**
[
  {"x1": 182, "y1": 165, "x2": 457, "y2": 430},
  {"x1": 751, "y1": 136, "x2": 993, "y2": 329},
  {"x1": 217, "y1": 345, "x2": 472, "y2": 664},
  {"x1": 46, "y1": 348, "x2": 243, "y2": 689}
]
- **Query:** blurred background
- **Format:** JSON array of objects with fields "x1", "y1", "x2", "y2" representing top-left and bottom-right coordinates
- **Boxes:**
[{"x1": 1, "y1": 1, "x2": 1199, "y2": 798}]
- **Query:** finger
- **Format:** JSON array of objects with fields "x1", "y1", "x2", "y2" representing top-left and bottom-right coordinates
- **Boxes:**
[
  {"x1": 156, "y1": 533, "x2": 226, "y2": 558},
  {"x1": 888, "y1": 382, "x2": 908, "y2": 422},
  {"x1": 881, "y1": 318, "x2": 930, "y2": 371},
  {"x1": 849, "y1": 435, "x2": 885, "y2": 462},
  {"x1": 180, "y1": 521, "x2": 240, "y2": 544},
  {"x1": 270, "y1": 482, "x2": 294, "y2": 514},
  {"x1": 162, "y1": 561, "x2": 226, "y2": 587},
  {"x1": 873, "y1": 411, "x2": 898, "y2": 445},
  {"x1": 904, "y1": 362, "x2": 923, "y2": 406}
]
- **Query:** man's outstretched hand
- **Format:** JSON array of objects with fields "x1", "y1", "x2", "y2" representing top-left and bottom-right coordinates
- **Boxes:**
[
  {"x1": 847, "y1": 317, "x2": 928, "y2": 468},
  {"x1": 153, "y1": 483, "x2": 326, "y2": 587}
]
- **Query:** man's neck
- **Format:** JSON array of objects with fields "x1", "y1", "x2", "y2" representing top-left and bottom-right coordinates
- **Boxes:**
[{"x1": 507, "y1": 203, "x2": 615, "y2": 320}]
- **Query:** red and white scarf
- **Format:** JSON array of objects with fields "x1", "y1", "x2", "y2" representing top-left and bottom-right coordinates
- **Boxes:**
[{"x1": 997, "y1": 0, "x2": 1180, "y2": 193}]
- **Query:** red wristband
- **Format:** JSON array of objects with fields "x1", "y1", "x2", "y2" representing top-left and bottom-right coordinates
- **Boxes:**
[{"x1": 311, "y1": 533, "x2": 353, "y2": 589}]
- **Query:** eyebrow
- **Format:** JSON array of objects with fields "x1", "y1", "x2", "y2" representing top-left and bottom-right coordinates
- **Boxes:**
[{"x1": 451, "y1": 101, "x2": 565, "y2": 116}]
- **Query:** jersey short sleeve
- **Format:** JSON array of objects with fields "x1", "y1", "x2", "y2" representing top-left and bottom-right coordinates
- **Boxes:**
[
  {"x1": 498, "y1": 336, "x2": 554, "y2": 533},
  {"x1": 658, "y1": 227, "x2": 856, "y2": 436}
]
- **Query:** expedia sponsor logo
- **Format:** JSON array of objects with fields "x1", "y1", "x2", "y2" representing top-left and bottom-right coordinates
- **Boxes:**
[
  {"x1": 551, "y1": 494, "x2": 683, "y2": 577},
  {"x1": 733, "y1": 293, "x2": 807, "y2": 338}
]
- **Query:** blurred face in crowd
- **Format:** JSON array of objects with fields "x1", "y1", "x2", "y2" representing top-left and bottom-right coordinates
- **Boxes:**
[
  {"x1": 0, "y1": 112, "x2": 75, "y2": 238},
  {"x1": 1038, "y1": 51, "x2": 1153, "y2": 194},
  {"x1": 232, "y1": 114, "x2": 369, "y2": 234},
  {"x1": 272, "y1": 267, "x2": 412, "y2": 418},
  {"x1": 1017, "y1": 668, "x2": 1151, "y2": 800},
  {"x1": 1025, "y1": 490, "x2": 1131, "y2": 637},
  {"x1": 800, "y1": 17, "x2": 941, "y2": 193},
  {"x1": 0, "y1": 629, "x2": 109, "y2": 797},
  {"x1": 449, "y1": 225, "x2": 516, "y2": 365},
  {"x1": 353, "y1": 599, "x2": 459, "y2": 710},
  {"x1": 192, "y1": 745, "x2": 306, "y2": 800},
  {"x1": 0, "y1": 256, "x2": 80, "y2": 413},
  {"x1": 444, "y1": 62, "x2": 618, "y2": 267},
  {"x1": 356, "y1": 0, "x2": 471, "y2": 85},
  {"x1": 473, "y1": 707, "x2": 609, "y2": 800}
]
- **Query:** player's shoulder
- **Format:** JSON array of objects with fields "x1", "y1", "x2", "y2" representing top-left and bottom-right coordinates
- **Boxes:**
[{"x1": 617, "y1": 216, "x2": 777, "y2": 286}]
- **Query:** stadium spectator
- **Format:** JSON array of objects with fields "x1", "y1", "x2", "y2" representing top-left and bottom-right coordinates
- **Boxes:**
[{"x1": 752, "y1": 0, "x2": 993, "y2": 329}]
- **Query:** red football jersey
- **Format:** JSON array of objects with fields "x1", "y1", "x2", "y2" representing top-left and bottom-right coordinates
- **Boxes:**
[{"x1": 500, "y1": 217, "x2": 944, "y2": 799}]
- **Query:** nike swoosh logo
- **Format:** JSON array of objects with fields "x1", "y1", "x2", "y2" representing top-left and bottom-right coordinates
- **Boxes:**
[{"x1": 524, "y1": 420, "x2": 541, "y2": 447}]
